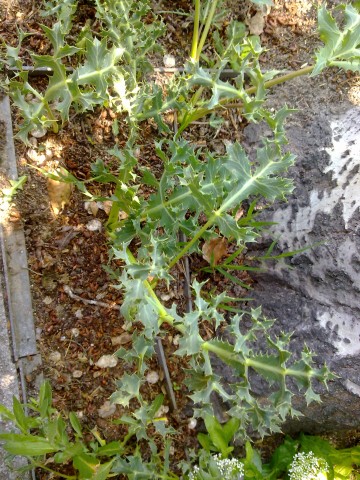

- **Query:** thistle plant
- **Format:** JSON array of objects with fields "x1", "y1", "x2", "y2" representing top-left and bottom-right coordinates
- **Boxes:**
[{"x1": 1, "y1": 0, "x2": 360, "y2": 475}]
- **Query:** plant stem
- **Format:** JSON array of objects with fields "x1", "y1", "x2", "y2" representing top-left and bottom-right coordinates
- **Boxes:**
[
  {"x1": 31, "y1": 461, "x2": 76, "y2": 479},
  {"x1": 191, "y1": 0, "x2": 201, "y2": 60},
  {"x1": 125, "y1": 249, "x2": 178, "y2": 328},
  {"x1": 178, "y1": 64, "x2": 315, "y2": 133},
  {"x1": 196, "y1": 0, "x2": 219, "y2": 61}
]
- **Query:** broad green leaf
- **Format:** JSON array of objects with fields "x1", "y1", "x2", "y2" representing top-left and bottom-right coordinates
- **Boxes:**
[
  {"x1": 93, "y1": 460, "x2": 116, "y2": 480},
  {"x1": 0, "y1": 404, "x2": 15, "y2": 422},
  {"x1": 0, "y1": 434, "x2": 58, "y2": 455},
  {"x1": 204, "y1": 415, "x2": 234, "y2": 457},
  {"x1": 12, "y1": 397, "x2": 28, "y2": 434},
  {"x1": 38, "y1": 381, "x2": 52, "y2": 419},
  {"x1": 312, "y1": 4, "x2": 360, "y2": 75},
  {"x1": 97, "y1": 441, "x2": 124, "y2": 456},
  {"x1": 222, "y1": 417, "x2": 241, "y2": 445},
  {"x1": 197, "y1": 432, "x2": 214, "y2": 452},
  {"x1": 268, "y1": 436, "x2": 298, "y2": 474},
  {"x1": 73, "y1": 453, "x2": 99, "y2": 479},
  {"x1": 69, "y1": 412, "x2": 83, "y2": 438},
  {"x1": 54, "y1": 442, "x2": 86, "y2": 464}
]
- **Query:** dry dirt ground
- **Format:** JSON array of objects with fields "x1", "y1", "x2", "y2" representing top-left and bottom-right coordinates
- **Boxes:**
[{"x1": 0, "y1": 0, "x2": 359, "y2": 477}]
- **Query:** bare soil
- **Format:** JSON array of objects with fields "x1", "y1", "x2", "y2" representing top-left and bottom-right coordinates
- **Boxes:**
[{"x1": 1, "y1": 0, "x2": 359, "y2": 477}]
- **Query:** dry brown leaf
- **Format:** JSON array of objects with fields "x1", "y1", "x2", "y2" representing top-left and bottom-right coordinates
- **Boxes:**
[
  {"x1": 84, "y1": 201, "x2": 99, "y2": 216},
  {"x1": 235, "y1": 207, "x2": 244, "y2": 221},
  {"x1": 202, "y1": 237, "x2": 228, "y2": 265},
  {"x1": 47, "y1": 168, "x2": 73, "y2": 215},
  {"x1": 101, "y1": 200, "x2": 113, "y2": 215}
]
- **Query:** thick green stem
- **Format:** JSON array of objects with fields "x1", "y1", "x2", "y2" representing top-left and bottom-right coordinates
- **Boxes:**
[
  {"x1": 191, "y1": 0, "x2": 201, "y2": 60},
  {"x1": 196, "y1": 0, "x2": 219, "y2": 61}
]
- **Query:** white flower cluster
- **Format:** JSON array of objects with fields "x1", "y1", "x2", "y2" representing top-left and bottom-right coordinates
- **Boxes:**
[
  {"x1": 188, "y1": 454, "x2": 244, "y2": 480},
  {"x1": 288, "y1": 451, "x2": 330, "y2": 480}
]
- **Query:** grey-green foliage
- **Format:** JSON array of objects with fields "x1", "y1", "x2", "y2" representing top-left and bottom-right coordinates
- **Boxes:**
[
  {"x1": 1, "y1": 0, "x2": 359, "y2": 453},
  {"x1": 312, "y1": 3, "x2": 360, "y2": 75},
  {"x1": 2, "y1": 0, "x2": 165, "y2": 143}
]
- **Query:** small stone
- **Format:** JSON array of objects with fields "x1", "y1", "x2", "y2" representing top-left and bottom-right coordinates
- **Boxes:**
[
  {"x1": 43, "y1": 296, "x2": 53, "y2": 305},
  {"x1": 98, "y1": 401, "x2": 116, "y2": 418},
  {"x1": 155, "y1": 405, "x2": 169, "y2": 417},
  {"x1": 173, "y1": 335, "x2": 180, "y2": 346},
  {"x1": 49, "y1": 351, "x2": 61, "y2": 363},
  {"x1": 146, "y1": 370, "x2": 160, "y2": 384},
  {"x1": 31, "y1": 127, "x2": 47, "y2": 138},
  {"x1": 35, "y1": 327, "x2": 43, "y2": 341},
  {"x1": 29, "y1": 137, "x2": 37, "y2": 147},
  {"x1": 71, "y1": 328, "x2": 80, "y2": 338},
  {"x1": 188, "y1": 418, "x2": 197, "y2": 429},
  {"x1": 72, "y1": 370, "x2": 83, "y2": 378},
  {"x1": 75, "y1": 309, "x2": 83, "y2": 319},
  {"x1": 27, "y1": 148, "x2": 47, "y2": 164},
  {"x1": 111, "y1": 332, "x2": 132, "y2": 346},
  {"x1": 163, "y1": 54, "x2": 176, "y2": 68},
  {"x1": 95, "y1": 354, "x2": 118, "y2": 368},
  {"x1": 86, "y1": 219, "x2": 102, "y2": 232}
]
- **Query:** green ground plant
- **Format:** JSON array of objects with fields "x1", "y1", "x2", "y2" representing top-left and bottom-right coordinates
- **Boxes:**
[
  {"x1": 1, "y1": 0, "x2": 360, "y2": 478},
  {"x1": 1, "y1": 383, "x2": 359, "y2": 479}
]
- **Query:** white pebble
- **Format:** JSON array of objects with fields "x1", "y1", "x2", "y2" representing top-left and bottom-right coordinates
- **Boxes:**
[
  {"x1": 188, "y1": 418, "x2": 197, "y2": 429},
  {"x1": 71, "y1": 328, "x2": 80, "y2": 337},
  {"x1": 86, "y1": 219, "x2": 102, "y2": 232},
  {"x1": 146, "y1": 370, "x2": 160, "y2": 384},
  {"x1": 98, "y1": 401, "x2": 116, "y2": 418},
  {"x1": 49, "y1": 351, "x2": 61, "y2": 363},
  {"x1": 95, "y1": 355, "x2": 118, "y2": 368},
  {"x1": 72, "y1": 370, "x2": 83, "y2": 378},
  {"x1": 31, "y1": 127, "x2": 47, "y2": 138},
  {"x1": 163, "y1": 54, "x2": 176, "y2": 68}
]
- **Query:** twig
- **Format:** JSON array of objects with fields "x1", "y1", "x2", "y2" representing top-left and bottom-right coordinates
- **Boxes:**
[
  {"x1": 154, "y1": 337, "x2": 177, "y2": 412},
  {"x1": 173, "y1": 112, "x2": 192, "y2": 314},
  {"x1": 63, "y1": 285, "x2": 121, "y2": 310}
]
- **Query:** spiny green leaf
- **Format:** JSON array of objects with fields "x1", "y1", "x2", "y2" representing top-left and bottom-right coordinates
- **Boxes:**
[
  {"x1": 312, "y1": 4, "x2": 360, "y2": 75},
  {"x1": 111, "y1": 373, "x2": 142, "y2": 407}
]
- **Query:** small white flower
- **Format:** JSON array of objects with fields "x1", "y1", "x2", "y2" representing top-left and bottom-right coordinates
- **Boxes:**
[
  {"x1": 289, "y1": 451, "x2": 329, "y2": 480},
  {"x1": 188, "y1": 454, "x2": 244, "y2": 480}
]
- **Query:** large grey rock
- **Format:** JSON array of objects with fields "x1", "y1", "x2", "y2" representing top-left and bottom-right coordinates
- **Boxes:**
[{"x1": 243, "y1": 91, "x2": 360, "y2": 432}]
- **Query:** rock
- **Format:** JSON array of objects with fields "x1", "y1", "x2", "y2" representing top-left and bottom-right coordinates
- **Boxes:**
[
  {"x1": 240, "y1": 97, "x2": 360, "y2": 433},
  {"x1": 86, "y1": 219, "x2": 102, "y2": 232}
]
